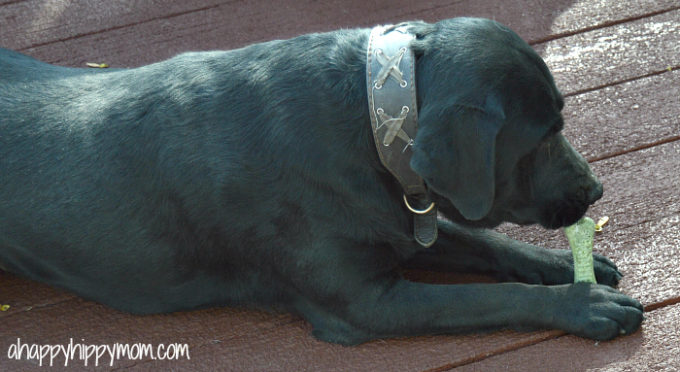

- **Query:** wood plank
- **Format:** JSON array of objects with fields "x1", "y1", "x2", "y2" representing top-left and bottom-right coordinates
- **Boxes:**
[
  {"x1": 6, "y1": 1, "x2": 678, "y2": 70},
  {"x1": 129, "y1": 327, "x2": 562, "y2": 372},
  {"x1": 0, "y1": 0, "x2": 224, "y2": 50},
  {"x1": 453, "y1": 303, "x2": 680, "y2": 372},
  {"x1": 0, "y1": 1, "x2": 26, "y2": 6},
  {"x1": 535, "y1": 1, "x2": 680, "y2": 42},
  {"x1": 0, "y1": 271, "x2": 75, "y2": 319},
  {"x1": 0, "y1": 298, "x2": 297, "y2": 371},
  {"x1": 14, "y1": 0, "x2": 462, "y2": 66},
  {"x1": 539, "y1": 9, "x2": 680, "y2": 95},
  {"x1": 0, "y1": 0, "x2": 469, "y2": 54},
  {"x1": 0, "y1": 294, "x2": 563, "y2": 372},
  {"x1": 561, "y1": 70, "x2": 680, "y2": 161},
  {"x1": 588, "y1": 142, "x2": 680, "y2": 307},
  {"x1": 3, "y1": 0, "x2": 678, "y2": 54}
]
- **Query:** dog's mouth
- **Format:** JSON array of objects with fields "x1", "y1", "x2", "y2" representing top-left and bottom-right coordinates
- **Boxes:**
[
  {"x1": 538, "y1": 200, "x2": 590, "y2": 229},
  {"x1": 500, "y1": 196, "x2": 591, "y2": 230}
]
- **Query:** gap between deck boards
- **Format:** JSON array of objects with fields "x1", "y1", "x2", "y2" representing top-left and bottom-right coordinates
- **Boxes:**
[
  {"x1": 528, "y1": 5, "x2": 680, "y2": 44},
  {"x1": 16, "y1": 3, "x2": 223, "y2": 52},
  {"x1": 588, "y1": 135, "x2": 680, "y2": 163},
  {"x1": 565, "y1": 66, "x2": 680, "y2": 99},
  {"x1": 0, "y1": 0, "x2": 24, "y2": 6}
]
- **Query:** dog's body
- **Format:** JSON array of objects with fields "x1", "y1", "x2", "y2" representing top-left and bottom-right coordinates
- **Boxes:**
[{"x1": 0, "y1": 18, "x2": 642, "y2": 344}]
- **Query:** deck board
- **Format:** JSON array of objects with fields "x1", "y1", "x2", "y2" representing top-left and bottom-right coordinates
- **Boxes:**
[
  {"x1": 539, "y1": 9, "x2": 680, "y2": 94},
  {"x1": 0, "y1": 0, "x2": 223, "y2": 50},
  {"x1": 4, "y1": 0, "x2": 678, "y2": 50},
  {"x1": 3, "y1": 1, "x2": 677, "y2": 66},
  {"x1": 453, "y1": 303, "x2": 680, "y2": 372},
  {"x1": 533, "y1": 1, "x2": 680, "y2": 42},
  {"x1": 562, "y1": 70, "x2": 680, "y2": 161},
  {"x1": 0, "y1": 295, "x2": 564, "y2": 372},
  {"x1": 0, "y1": 273, "x2": 74, "y2": 314},
  {"x1": 1, "y1": 0, "x2": 679, "y2": 371}
]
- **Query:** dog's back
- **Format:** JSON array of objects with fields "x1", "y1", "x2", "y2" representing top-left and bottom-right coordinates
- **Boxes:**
[
  {"x1": 0, "y1": 30, "x2": 378, "y2": 314},
  {"x1": 1, "y1": 48, "x2": 94, "y2": 81},
  {"x1": 1, "y1": 47, "x2": 248, "y2": 312}
]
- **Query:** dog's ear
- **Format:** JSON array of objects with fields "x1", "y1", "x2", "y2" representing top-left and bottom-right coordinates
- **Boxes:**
[{"x1": 411, "y1": 98, "x2": 504, "y2": 221}]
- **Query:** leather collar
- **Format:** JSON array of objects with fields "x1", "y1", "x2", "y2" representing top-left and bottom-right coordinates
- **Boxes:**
[{"x1": 366, "y1": 24, "x2": 438, "y2": 247}]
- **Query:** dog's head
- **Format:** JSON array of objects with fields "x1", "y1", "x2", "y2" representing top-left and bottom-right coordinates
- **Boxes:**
[{"x1": 407, "y1": 18, "x2": 602, "y2": 229}]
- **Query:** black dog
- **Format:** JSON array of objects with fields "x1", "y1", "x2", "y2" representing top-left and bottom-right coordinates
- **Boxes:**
[{"x1": 0, "y1": 18, "x2": 643, "y2": 344}]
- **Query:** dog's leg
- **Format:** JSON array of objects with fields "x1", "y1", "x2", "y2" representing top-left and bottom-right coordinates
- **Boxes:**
[
  {"x1": 403, "y1": 219, "x2": 622, "y2": 286},
  {"x1": 287, "y1": 237, "x2": 641, "y2": 345},
  {"x1": 297, "y1": 274, "x2": 643, "y2": 344}
]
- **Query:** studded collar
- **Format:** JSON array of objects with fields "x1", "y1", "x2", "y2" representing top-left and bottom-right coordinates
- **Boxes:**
[{"x1": 366, "y1": 24, "x2": 438, "y2": 247}]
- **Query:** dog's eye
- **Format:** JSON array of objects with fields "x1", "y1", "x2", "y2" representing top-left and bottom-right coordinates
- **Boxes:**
[{"x1": 543, "y1": 118, "x2": 564, "y2": 141}]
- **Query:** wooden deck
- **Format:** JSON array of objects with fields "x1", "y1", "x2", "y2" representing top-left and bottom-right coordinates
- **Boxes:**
[{"x1": 1, "y1": 0, "x2": 679, "y2": 370}]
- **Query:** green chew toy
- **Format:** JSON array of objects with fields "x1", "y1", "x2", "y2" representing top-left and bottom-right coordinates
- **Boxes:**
[{"x1": 564, "y1": 217, "x2": 597, "y2": 283}]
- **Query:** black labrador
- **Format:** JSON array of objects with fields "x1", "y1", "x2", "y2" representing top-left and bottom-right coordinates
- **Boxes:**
[{"x1": 0, "y1": 18, "x2": 643, "y2": 344}]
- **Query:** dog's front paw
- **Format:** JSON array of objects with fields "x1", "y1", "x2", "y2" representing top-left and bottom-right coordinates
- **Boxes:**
[
  {"x1": 502, "y1": 246, "x2": 622, "y2": 287},
  {"x1": 559, "y1": 249, "x2": 622, "y2": 287},
  {"x1": 591, "y1": 252, "x2": 623, "y2": 287},
  {"x1": 551, "y1": 283, "x2": 644, "y2": 340}
]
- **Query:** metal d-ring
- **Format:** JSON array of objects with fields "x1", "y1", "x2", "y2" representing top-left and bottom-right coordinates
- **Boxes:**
[{"x1": 403, "y1": 194, "x2": 436, "y2": 215}]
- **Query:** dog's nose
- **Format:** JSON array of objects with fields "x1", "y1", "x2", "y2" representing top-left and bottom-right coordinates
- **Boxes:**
[{"x1": 586, "y1": 180, "x2": 603, "y2": 204}]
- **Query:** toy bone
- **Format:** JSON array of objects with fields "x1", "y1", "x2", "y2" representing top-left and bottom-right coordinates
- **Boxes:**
[{"x1": 564, "y1": 217, "x2": 597, "y2": 283}]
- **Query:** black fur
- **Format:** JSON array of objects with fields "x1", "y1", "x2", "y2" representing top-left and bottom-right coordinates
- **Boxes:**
[{"x1": 0, "y1": 18, "x2": 642, "y2": 344}]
